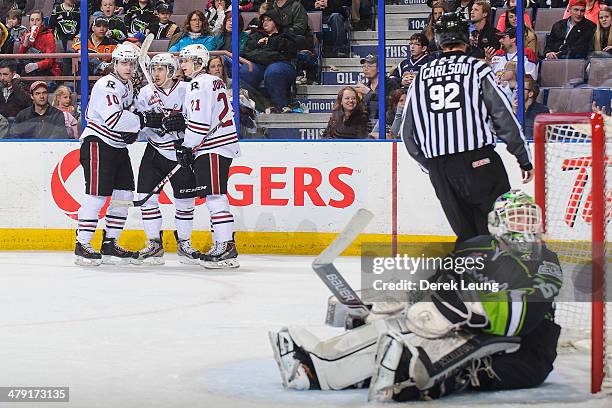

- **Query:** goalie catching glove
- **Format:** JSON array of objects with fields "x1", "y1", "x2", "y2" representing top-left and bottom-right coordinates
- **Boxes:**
[
  {"x1": 162, "y1": 112, "x2": 187, "y2": 132},
  {"x1": 174, "y1": 139, "x2": 193, "y2": 168}
]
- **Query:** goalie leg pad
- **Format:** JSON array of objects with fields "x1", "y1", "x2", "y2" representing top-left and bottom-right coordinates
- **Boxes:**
[{"x1": 268, "y1": 328, "x2": 314, "y2": 390}]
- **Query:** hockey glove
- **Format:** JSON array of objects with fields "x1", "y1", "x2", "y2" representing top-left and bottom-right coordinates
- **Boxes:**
[
  {"x1": 121, "y1": 132, "x2": 139, "y2": 144},
  {"x1": 163, "y1": 112, "x2": 187, "y2": 133},
  {"x1": 174, "y1": 139, "x2": 193, "y2": 168},
  {"x1": 137, "y1": 111, "x2": 164, "y2": 129}
]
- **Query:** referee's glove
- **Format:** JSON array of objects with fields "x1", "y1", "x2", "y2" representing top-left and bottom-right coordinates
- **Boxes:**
[{"x1": 174, "y1": 139, "x2": 193, "y2": 168}]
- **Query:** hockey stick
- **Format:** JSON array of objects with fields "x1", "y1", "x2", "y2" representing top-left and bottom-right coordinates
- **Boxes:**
[
  {"x1": 108, "y1": 119, "x2": 229, "y2": 208},
  {"x1": 312, "y1": 209, "x2": 374, "y2": 309}
]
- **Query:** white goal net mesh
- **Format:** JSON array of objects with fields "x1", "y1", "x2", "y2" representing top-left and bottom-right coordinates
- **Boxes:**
[{"x1": 538, "y1": 115, "x2": 612, "y2": 391}]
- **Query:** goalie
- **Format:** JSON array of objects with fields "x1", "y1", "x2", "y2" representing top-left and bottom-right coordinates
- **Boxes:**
[{"x1": 269, "y1": 190, "x2": 563, "y2": 401}]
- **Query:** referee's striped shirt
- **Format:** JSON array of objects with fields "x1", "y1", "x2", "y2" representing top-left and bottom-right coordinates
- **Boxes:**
[{"x1": 400, "y1": 51, "x2": 532, "y2": 171}]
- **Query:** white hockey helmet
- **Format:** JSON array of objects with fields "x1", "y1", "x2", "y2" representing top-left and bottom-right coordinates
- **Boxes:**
[
  {"x1": 179, "y1": 44, "x2": 210, "y2": 73},
  {"x1": 112, "y1": 42, "x2": 139, "y2": 64},
  {"x1": 149, "y1": 53, "x2": 178, "y2": 80}
]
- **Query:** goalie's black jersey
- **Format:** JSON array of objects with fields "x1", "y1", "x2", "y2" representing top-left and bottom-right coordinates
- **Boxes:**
[{"x1": 446, "y1": 235, "x2": 563, "y2": 337}]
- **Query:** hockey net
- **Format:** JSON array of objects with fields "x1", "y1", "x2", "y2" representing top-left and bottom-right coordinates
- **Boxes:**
[{"x1": 534, "y1": 112, "x2": 612, "y2": 393}]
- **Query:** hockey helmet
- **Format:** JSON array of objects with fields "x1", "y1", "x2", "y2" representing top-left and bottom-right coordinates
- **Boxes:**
[
  {"x1": 149, "y1": 53, "x2": 179, "y2": 81},
  {"x1": 179, "y1": 44, "x2": 210, "y2": 73},
  {"x1": 488, "y1": 190, "x2": 543, "y2": 260},
  {"x1": 434, "y1": 11, "x2": 470, "y2": 48},
  {"x1": 112, "y1": 42, "x2": 139, "y2": 64}
]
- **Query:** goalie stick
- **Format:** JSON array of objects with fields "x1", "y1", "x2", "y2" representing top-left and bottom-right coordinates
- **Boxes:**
[{"x1": 312, "y1": 209, "x2": 374, "y2": 311}]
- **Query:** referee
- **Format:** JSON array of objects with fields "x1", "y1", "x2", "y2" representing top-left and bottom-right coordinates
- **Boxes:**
[{"x1": 400, "y1": 12, "x2": 534, "y2": 242}]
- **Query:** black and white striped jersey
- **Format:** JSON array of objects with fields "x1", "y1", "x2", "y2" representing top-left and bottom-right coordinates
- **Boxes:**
[{"x1": 400, "y1": 50, "x2": 532, "y2": 171}]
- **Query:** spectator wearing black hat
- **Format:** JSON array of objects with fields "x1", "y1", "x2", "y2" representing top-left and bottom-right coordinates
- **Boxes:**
[
  {"x1": 354, "y1": 54, "x2": 400, "y2": 132},
  {"x1": 147, "y1": 2, "x2": 179, "y2": 39},
  {"x1": 490, "y1": 28, "x2": 538, "y2": 81},
  {"x1": 469, "y1": 0, "x2": 500, "y2": 61},
  {"x1": 10, "y1": 81, "x2": 68, "y2": 139},
  {"x1": 71, "y1": 17, "x2": 118, "y2": 75},
  {"x1": 389, "y1": 33, "x2": 430, "y2": 89}
]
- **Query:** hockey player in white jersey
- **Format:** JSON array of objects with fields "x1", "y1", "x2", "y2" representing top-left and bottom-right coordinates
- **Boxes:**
[
  {"x1": 173, "y1": 44, "x2": 241, "y2": 269},
  {"x1": 75, "y1": 43, "x2": 165, "y2": 266},
  {"x1": 133, "y1": 53, "x2": 202, "y2": 265}
]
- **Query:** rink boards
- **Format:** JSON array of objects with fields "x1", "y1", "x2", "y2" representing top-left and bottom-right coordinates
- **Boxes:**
[{"x1": 0, "y1": 141, "x2": 533, "y2": 254}]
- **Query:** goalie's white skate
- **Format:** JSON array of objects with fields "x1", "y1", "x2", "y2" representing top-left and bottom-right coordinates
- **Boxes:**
[
  {"x1": 368, "y1": 331, "x2": 417, "y2": 402},
  {"x1": 268, "y1": 328, "x2": 312, "y2": 390}
]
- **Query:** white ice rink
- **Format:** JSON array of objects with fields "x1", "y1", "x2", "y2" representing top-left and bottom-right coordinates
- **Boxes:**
[{"x1": 1, "y1": 251, "x2": 611, "y2": 408}]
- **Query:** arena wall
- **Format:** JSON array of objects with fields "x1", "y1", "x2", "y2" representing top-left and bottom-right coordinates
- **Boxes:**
[{"x1": 0, "y1": 141, "x2": 532, "y2": 254}]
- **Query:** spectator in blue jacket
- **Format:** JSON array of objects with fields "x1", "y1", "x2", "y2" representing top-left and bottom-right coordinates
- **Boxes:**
[{"x1": 168, "y1": 10, "x2": 218, "y2": 52}]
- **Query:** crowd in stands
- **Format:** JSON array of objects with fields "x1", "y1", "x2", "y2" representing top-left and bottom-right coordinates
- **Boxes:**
[{"x1": 0, "y1": 0, "x2": 610, "y2": 139}]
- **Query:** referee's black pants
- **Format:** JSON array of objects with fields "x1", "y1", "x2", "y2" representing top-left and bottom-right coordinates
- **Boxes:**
[{"x1": 427, "y1": 145, "x2": 510, "y2": 242}]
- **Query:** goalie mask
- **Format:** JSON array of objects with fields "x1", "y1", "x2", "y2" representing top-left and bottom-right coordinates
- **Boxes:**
[
  {"x1": 179, "y1": 44, "x2": 210, "y2": 78},
  {"x1": 149, "y1": 53, "x2": 178, "y2": 87},
  {"x1": 488, "y1": 190, "x2": 543, "y2": 260}
]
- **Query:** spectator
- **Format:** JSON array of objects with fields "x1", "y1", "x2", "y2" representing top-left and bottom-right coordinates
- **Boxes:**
[
  {"x1": 563, "y1": 0, "x2": 602, "y2": 24},
  {"x1": 125, "y1": 0, "x2": 158, "y2": 35},
  {"x1": 322, "y1": 86, "x2": 369, "y2": 139},
  {"x1": 5, "y1": 9, "x2": 26, "y2": 51},
  {"x1": 147, "y1": 2, "x2": 178, "y2": 39},
  {"x1": 99, "y1": 0, "x2": 128, "y2": 42},
  {"x1": 273, "y1": 0, "x2": 308, "y2": 37},
  {"x1": 422, "y1": 0, "x2": 452, "y2": 53},
  {"x1": 0, "y1": 20, "x2": 9, "y2": 54},
  {"x1": 389, "y1": 33, "x2": 430, "y2": 88},
  {"x1": 51, "y1": 85, "x2": 78, "y2": 138},
  {"x1": 469, "y1": 0, "x2": 500, "y2": 60},
  {"x1": 594, "y1": 5, "x2": 612, "y2": 53},
  {"x1": 496, "y1": 7, "x2": 537, "y2": 53},
  {"x1": 491, "y1": 27, "x2": 538, "y2": 80},
  {"x1": 0, "y1": 112, "x2": 8, "y2": 138},
  {"x1": 303, "y1": 0, "x2": 349, "y2": 56},
  {"x1": 386, "y1": 88, "x2": 406, "y2": 138},
  {"x1": 207, "y1": 0, "x2": 228, "y2": 36},
  {"x1": 517, "y1": 77, "x2": 549, "y2": 140},
  {"x1": 213, "y1": 9, "x2": 249, "y2": 53},
  {"x1": 0, "y1": 0, "x2": 34, "y2": 22},
  {"x1": 353, "y1": 54, "x2": 400, "y2": 131},
  {"x1": 499, "y1": 60, "x2": 518, "y2": 101},
  {"x1": 0, "y1": 60, "x2": 30, "y2": 120},
  {"x1": 48, "y1": 0, "x2": 80, "y2": 51},
  {"x1": 239, "y1": 9, "x2": 298, "y2": 111},
  {"x1": 247, "y1": 2, "x2": 271, "y2": 33},
  {"x1": 10, "y1": 81, "x2": 68, "y2": 139},
  {"x1": 91, "y1": 0, "x2": 126, "y2": 15},
  {"x1": 496, "y1": 0, "x2": 532, "y2": 32},
  {"x1": 168, "y1": 10, "x2": 217, "y2": 52},
  {"x1": 454, "y1": 0, "x2": 474, "y2": 21},
  {"x1": 72, "y1": 17, "x2": 118, "y2": 75},
  {"x1": 545, "y1": 0, "x2": 596, "y2": 59},
  {"x1": 18, "y1": 10, "x2": 62, "y2": 77}
]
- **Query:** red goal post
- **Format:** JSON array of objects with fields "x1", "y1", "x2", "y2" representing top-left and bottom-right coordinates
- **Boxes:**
[{"x1": 533, "y1": 112, "x2": 608, "y2": 393}]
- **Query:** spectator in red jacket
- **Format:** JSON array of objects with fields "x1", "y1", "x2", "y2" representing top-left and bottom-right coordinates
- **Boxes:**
[{"x1": 18, "y1": 10, "x2": 62, "y2": 76}]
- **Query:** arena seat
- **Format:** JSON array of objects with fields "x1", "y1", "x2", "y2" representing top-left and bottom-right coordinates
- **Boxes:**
[
  {"x1": 539, "y1": 59, "x2": 586, "y2": 87},
  {"x1": 536, "y1": 31, "x2": 548, "y2": 57},
  {"x1": 534, "y1": 7, "x2": 565, "y2": 31},
  {"x1": 545, "y1": 87, "x2": 593, "y2": 113},
  {"x1": 172, "y1": 0, "x2": 196, "y2": 15},
  {"x1": 150, "y1": 40, "x2": 171, "y2": 52},
  {"x1": 587, "y1": 58, "x2": 612, "y2": 87}
]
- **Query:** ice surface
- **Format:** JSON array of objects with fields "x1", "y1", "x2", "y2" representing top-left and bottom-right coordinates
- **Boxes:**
[{"x1": 0, "y1": 252, "x2": 610, "y2": 407}]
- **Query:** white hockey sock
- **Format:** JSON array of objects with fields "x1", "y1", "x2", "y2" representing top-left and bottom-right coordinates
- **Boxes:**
[
  {"x1": 174, "y1": 197, "x2": 195, "y2": 241},
  {"x1": 140, "y1": 194, "x2": 162, "y2": 240},
  {"x1": 77, "y1": 194, "x2": 107, "y2": 244},
  {"x1": 104, "y1": 190, "x2": 132, "y2": 239},
  {"x1": 205, "y1": 194, "x2": 234, "y2": 242}
]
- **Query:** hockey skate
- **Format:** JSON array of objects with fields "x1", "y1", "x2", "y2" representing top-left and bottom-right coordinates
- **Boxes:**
[
  {"x1": 74, "y1": 241, "x2": 102, "y2": 266},
  {"x1": 134, "y1": 232, "x2": 164, "y2": 265},
  {"x1": 101, "y1": 231, "x2": 138, "y2": 265},
  {"x1": 200, "y1": 240, "x2": 239, "y2": 269},
  {"x1": 268, "y1": 328, "x2": 313, "y2": 390},
  {"x1": 174, "y1": 231, "x2": 201, "y2": 265}
]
